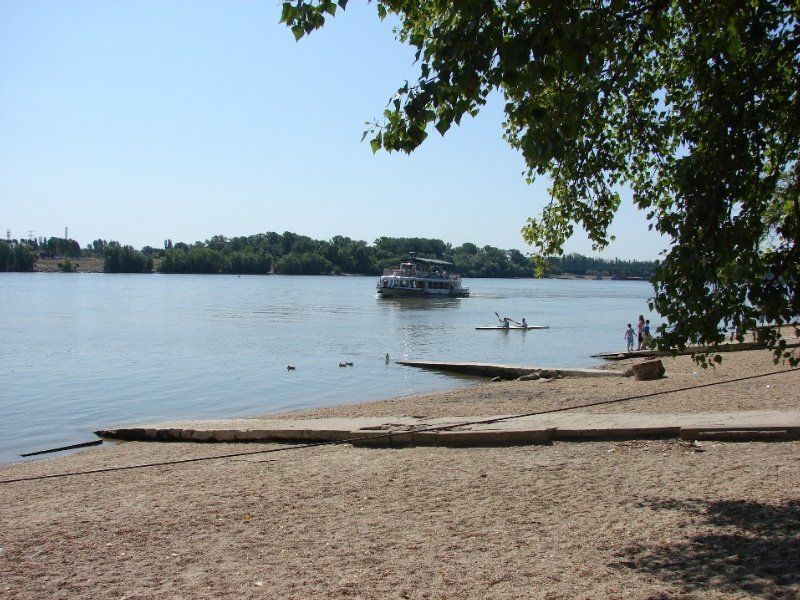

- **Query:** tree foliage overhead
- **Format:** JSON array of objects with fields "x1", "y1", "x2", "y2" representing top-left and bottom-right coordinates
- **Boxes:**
[{"x1": 283, "y1": 0, "x2": 800, "y2": 364}]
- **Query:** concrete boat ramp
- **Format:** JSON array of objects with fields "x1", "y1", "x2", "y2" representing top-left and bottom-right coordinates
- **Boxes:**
[
  {"x1": 96, "y1": 410, "x2": 800, "y2": 448},
  {"x1": 395, "y1": 360, "x2": 623, "y2": 379},
  {"x1": 591, "y1": 337, "x2": 800, "y2": 360}
]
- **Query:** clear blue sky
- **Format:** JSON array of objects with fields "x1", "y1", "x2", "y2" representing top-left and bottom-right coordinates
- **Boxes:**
[{"x1": 1, "y1": 1, "x2": 665, "y2": 259}]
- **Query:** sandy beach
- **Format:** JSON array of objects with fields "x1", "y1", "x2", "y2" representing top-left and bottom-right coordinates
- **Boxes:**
[
  {"x1": 1, "y1": 349, "x2": 798, "y2": 599},
  {"x1": 33, "y1": 258, "x2": 105, "y2": 273}
]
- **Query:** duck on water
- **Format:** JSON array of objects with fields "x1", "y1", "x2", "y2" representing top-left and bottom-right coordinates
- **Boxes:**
[{"x1": 376, "y1": 254, "x2": 469, "y2": 298}]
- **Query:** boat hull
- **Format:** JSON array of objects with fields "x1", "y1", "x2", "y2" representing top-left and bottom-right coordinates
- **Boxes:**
[{"x1": 377, "y1": 287, "x2": 468, "y2": 298}]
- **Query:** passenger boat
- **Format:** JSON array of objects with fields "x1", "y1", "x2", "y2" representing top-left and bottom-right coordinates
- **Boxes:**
[{"x1": 376, "y1": 255, "x2": 469, "y2": 298}]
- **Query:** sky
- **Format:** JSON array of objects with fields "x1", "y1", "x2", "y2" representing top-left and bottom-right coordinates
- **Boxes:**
[{"x1": 0, "y1": 1, "x2": 665, "y2": 259}]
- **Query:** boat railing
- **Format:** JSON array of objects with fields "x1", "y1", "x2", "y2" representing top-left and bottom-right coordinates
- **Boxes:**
[{"x1": 381, "y1": 268, "x2": 461, "y2": 280}]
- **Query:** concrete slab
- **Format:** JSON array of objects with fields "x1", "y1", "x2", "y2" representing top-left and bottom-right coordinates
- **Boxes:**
[
  {"x1": 592, "y1": 337, "x2": 800, "y2": 360},
  {"x1": 96, "y1": 411, "x2": 800, "y2": 448},
  {"x1": 395, "y1": 360, "x2": 624, "y2": 379}
]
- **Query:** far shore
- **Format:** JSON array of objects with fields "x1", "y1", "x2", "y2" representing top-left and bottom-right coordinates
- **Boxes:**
[
  {"x1": 33, "y1": 257, "x2": 105, "y2": 272},
  {"x1": 1, "y1": 348, "x2": 797, "y2": 598},
  {"x1": 24, "y1": 259, "x2": 647, "y2": 280}
]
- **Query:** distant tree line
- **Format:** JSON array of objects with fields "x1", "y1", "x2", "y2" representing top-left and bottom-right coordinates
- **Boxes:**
[
  {"x1": 150, "y1": 233, "x2": 657, "y2": 278},
  {"x1": 0, "y1": 241, "x2": 37, "y2": 272},
  {"x1": 1, "y1": 236, "x2": 82, "y2": 271},
  {"x1": 544, "y1": 253, "x2": 657, "y2": 279},
  {"x1": 2, "y1": 232, "x2": 658, "y2": 277},
  {"x1": 15, "y1": 236, "x2": 83, "y2": 259},
  {"x1": 102, "y1": 242, "x2": 153, "y2": 274},
  {"x1": 151, "y1": 233, "x2": 537, "y2": 277}
]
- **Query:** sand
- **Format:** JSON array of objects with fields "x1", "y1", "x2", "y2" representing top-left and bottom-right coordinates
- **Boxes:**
[
  {"x1": 34, "y1": 258, "x2": 104, "y2": 273},
  {"x1": 1, "y1": 350, "x2": 798, "y2": 599}
]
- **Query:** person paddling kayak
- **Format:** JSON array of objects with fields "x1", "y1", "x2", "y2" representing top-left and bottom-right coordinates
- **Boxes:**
[
  {"x1": 496, "y1": 312, "x2": 532, "y2": 329},
  {"x1": 496, "y1": 313, "x2": 529, "y2": 328}
]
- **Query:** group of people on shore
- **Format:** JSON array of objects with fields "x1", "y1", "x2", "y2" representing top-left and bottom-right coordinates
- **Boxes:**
[{"x1": 624, "y1": 315, "x2": 652, "y2": 351}]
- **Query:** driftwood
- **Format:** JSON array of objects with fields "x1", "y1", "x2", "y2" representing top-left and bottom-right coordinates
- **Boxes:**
[{"x1": 20, "y1": 439, "x2": 102, "y2": 457}]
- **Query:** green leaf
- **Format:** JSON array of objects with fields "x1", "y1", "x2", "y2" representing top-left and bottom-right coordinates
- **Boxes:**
[
  {"x1": 279, "y1": 3, "x2": 293, "y2": 24},
  {"x1": 291, "y1": 25, "x2": 305, "y2": 41}
]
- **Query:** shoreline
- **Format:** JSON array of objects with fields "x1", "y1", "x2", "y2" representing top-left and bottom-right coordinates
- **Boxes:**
[
  {"x1": 268, "y1": 349, "x2": 798, "y2": 421},
  {"x1": 19, "y1": 264, "x2": 648, "y2": 281},
  {"x1": 8, "y1": 254, "x2": 653, "y2": 281},
  {"x1": 2, "y1": 348, "x2": 797, "y2": 599},
  {"x1": 2, "y1": 340, "x2": 791, "y2": 466}
]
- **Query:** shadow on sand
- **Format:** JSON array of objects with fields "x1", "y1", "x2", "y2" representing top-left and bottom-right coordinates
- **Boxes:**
[{"x1": 614, "y1": 498, "x2": 799, "y2": 598}]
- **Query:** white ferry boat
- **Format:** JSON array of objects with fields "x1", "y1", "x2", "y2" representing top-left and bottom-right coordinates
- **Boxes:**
[{"x1": 376, "y1": 255, "x2": 469, "y2": 298}]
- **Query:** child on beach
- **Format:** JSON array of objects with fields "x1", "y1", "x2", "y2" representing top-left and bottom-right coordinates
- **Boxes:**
[{"x1": 624, "y1": 324, "x2": 635, "y2": 351}]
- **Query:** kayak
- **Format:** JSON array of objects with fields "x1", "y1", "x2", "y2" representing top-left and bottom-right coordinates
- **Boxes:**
[{"x1": 475, "y1": 325, "x2": 549, "y2": 330}]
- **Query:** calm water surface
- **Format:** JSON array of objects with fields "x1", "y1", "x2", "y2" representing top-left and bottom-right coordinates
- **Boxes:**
[{"x1": 0, "y1": 273, "x2": 656, "y2": 463}]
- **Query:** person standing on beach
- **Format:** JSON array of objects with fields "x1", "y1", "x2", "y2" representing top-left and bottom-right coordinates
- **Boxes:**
[
  {"x1": 636, "y1": 315, "x2": 645, "y2": 350},
  {"x1": 643, "y1": 320, "x2": 652, "y2": 349},
  {"x1": 625, "y1": 324, "x2": 635, "y2": 351}
]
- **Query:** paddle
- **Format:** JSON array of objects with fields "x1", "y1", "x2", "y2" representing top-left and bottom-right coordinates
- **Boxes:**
[
  {"x1": 496, "y1": 311, "x2": 523, "y2": 327},
  {"x1": 496, "y1": 312, "x2": 518, "y2": 327}
]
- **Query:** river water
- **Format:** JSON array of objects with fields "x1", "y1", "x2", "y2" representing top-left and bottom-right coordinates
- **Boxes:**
[{"x1": 0, "y1": 273, "x2": 656, "y2": 463}]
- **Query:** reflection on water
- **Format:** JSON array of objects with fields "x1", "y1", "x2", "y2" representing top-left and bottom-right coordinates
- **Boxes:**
[
  {"x1": 0, "y1": 274, "x2": 655, "y2": 463},
  {"x1": 377, "y1": 296, "x2": 465, "y2": 311}
]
